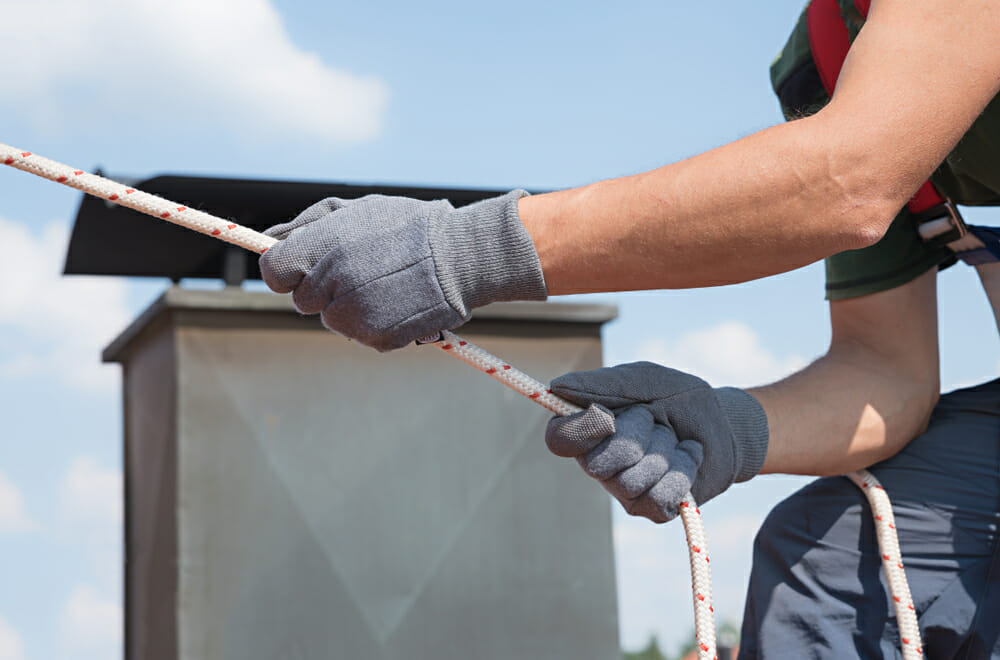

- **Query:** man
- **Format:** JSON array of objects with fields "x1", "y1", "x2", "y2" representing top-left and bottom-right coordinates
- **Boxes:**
[{"x1": 260, "y1": 0, "x2": 1000, "y2": 655}]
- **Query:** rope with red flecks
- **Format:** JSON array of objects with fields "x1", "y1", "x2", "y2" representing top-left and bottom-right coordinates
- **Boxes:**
[
  {"x1": 0, "y1": 142, "x2": 922, "y2": 660},
  {"x1": 0, "y1": 145, "x2": 274, "y2": 255},
  {"x1": 847, "y1": 470, "x2": 922, "y2": 659}
]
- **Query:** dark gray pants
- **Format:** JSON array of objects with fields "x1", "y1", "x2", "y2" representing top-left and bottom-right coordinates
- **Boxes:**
[{"x1": 739, "y1": 380, "x2": 1000, "y2": 659}]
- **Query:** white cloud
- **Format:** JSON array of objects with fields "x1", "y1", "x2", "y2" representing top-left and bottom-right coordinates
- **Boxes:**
[
  {"x1": 57, "y1": 585, "x2": 122, "y2": 660},
  {"x1": 0, "y1": 217, "x2": 130, "y2": 391},
  {"x1": 54, "y1": 458, "x2": 122, "y2": 655},
  {"x1": 0, "y1": 0, "x2": 387, "y2": 143},
  {"x1": 613, "y1": 505, "x2": 765, "y2": 652},
  {"x1": 619, "y1": 321, "x2": 809, "y2": 388},
  {"x1": 0, "y1": 614, "x2": 26, "y2": 660},
  {"x1": 58, "y1": 457, "x2": 124, "y2": 598},
  {"x1": 0, "y1": 471, "x2": 36, "y2": 534},
  {"x1": 612, "y1": 511, "x2": 699, "y2": 651},
  {"x1": 59, "y1": 457, "x2": 123, "y2": 527}
]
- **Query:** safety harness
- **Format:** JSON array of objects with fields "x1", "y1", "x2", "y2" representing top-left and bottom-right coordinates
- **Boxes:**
[{"x1": 808, "y1": 0, "x2": 1000, "y2": 267}]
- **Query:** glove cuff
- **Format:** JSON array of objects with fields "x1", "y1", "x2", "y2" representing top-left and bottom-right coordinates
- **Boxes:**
[
  {"x1": 714, "y1": 387, "x2": 769, "y2": 483},
  {"x1": 430, "y1": 190, "x2": 548, "y2": 318}
]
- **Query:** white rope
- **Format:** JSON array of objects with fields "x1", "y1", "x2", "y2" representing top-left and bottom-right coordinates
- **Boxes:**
[
  {"x1": 847, "y1": 470, "x2": 923, "y2": 659},
  {"x1": 1, "y1": 141, "x2": 924, "y2": 658},
  {"x1": 0, "y1": 144, "x2": 276, "y2": 255}
]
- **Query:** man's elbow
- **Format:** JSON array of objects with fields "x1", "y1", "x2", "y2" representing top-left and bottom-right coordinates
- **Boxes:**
[
  {"x1": 911, "y1": 382, "x2": 941, "y2": 436},
  {"x1": 801, "y1": 115, "x2": 918, "y2": 252},
  {"x1": 804, "y1": 194, "x2": 898, "y2": 255},
  {"x1": 848, "y1": 210, "x2": 898, "y2": 250},
  {"x1": 887, "y1": 363, "x2": 940, "y2": 447},
  {"x1": 830, "y1": 182, "x2": 906, "y2": 252}
]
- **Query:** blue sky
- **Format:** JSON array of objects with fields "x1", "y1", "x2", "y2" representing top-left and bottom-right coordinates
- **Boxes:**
[{"x1": 1, "y1": 1, "x2": 998, "y2": 657}]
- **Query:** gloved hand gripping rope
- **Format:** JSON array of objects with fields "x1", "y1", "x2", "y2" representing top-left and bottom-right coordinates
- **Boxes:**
[{"x1": 0, "y1": 142, "x2": 923, "y2": 660}]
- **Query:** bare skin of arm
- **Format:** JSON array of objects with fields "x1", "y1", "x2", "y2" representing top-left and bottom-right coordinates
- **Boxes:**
[
  {"x1": 520, "y1": 0, "x2": 1000, "y2": 294},
  {"x1": 750, "y1": 269, "x2": 939, "y2": 476}
]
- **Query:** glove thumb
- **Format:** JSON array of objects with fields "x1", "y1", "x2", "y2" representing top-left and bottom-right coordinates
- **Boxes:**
[{"x1": 545, "y1": 403, "x2": 616, "y2": 457}]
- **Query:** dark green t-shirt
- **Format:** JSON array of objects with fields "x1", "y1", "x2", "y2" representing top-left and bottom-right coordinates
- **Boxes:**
[{"x1": 772, "y1": 2, "x2": 1000, "y2": 300}]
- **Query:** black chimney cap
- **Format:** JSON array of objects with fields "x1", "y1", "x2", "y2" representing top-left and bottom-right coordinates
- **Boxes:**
[{"x1": 64, "y1": 174, "x2": 508, "y2": 282}]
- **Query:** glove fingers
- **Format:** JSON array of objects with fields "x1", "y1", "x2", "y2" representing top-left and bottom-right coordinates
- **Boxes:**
[
  {"x1": 603, "y1": 452, "x2": 668, "y2": 502},
  {"x1": 602, "y1": 424, "x2": 673, "y2": 499},
  {"x1": 645, "y1": 439, "x2": 702, "y2": 516},
  {"x1": 260, "y1": 220, "x2": 341, "y2": 296},
  {"x1": 267, "y1": 201, "x2": 439, "y2": 316},
  {"x1": 259, "y1": 244, "x2": 303, "y2": 294},
  {"x1": 577, "y1": 406, "x2": 655, "y2": 479},
  {"x1": 674, "y1": 438, "x2": 704, "y2": 472},
  {"x1": 292, "y1": 232, "x2": 371, "y2": 314},
  {"x1": 619, "y1": 435, "x2": 704, "y2": 524},
  {"x1": 682, "y1": 436, "x2": 735, "y2": 505},
  {"x1": 260, "y1": 196, "x2": 380, "y2": 295},
  {"x1": 263, "y1": 197, "x2": 352, "y2": 239},
  {"x1": 545, "y1": 404, "x2": 616, "y2": 458},
  {"x1": 623, "y1": 489, "x2": 676, "y2": 524},
  {"x1": 623, "y1": 467, "x2": 695, "y2": 524}
]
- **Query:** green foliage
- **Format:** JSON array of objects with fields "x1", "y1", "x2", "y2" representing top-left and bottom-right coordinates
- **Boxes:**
[
  {"x1": 622, "y1": 621, "x2": 741, "y2": 660},
  {"x1": 623, "y1": 635, "x2": 669, "y2": 660}
]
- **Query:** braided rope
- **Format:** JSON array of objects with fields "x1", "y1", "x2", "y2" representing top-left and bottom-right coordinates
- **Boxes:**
[
  {"x1": 0, "y1": 144, "x2": 276, "y2": 254},
  {"x1": 848, "y1": 469, "x2": 923, "y2": 659},
  {"x1": 1, "y1": 142, "x2": 923, "y2": 658}
]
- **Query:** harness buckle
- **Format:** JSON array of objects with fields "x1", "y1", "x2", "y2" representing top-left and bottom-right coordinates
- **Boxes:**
[
  {"x1": 915, "y1": 200, "x2": 967, "y2": 247},
  {"x1": 915, "y1": 201, "x2": 1000, "y2": 266}
]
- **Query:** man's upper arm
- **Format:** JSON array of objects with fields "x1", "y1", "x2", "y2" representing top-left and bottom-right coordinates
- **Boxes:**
[{"x1": 822, "y1": 0, "x2": 1000, "y2": 216}]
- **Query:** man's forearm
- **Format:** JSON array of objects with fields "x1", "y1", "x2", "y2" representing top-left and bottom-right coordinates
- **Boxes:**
[
  {"x1": 749, "y1": 347, "x2": 938, "y2": 476},
  {"x1": 520, "y1": 115, "x2": 904, "y2": 295},
  {"x1": 520, "y1": 0, "x2": 1000, "y2": 296},
  {"x1": 749, "y1": 270, "x2": 940, "y2": 476}
]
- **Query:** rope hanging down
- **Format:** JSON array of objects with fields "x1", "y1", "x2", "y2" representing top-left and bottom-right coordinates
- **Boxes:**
[{"x1": 0, "y1": 142, "x2": 922, "y2": 659}]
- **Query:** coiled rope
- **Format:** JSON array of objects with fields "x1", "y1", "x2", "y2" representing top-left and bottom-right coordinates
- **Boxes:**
[{"x1": 0, "y1": 142, "x2": 922, "y2": 659}]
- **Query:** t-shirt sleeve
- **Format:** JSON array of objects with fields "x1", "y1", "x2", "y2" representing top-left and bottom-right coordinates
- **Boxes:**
[{"x1": 824, "y1": 207, "x2": 955, "y2": 300}]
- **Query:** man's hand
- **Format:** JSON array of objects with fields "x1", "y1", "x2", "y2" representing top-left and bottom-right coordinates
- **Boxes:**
[
  {"x1": 545, "y1": 362, "x2": 769, "y2": 523},
  {"x1": 259, "y1": 191, "x2": 546, "y2": 351}
]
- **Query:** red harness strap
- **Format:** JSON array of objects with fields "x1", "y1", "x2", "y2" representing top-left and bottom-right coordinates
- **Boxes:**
[{"x1": 806, "y1": 0, "x2": 947, "y2": 217}]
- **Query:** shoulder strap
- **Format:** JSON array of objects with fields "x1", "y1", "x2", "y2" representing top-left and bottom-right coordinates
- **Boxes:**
[
  {"x1": 806, "y1": 0, "x2": 948, "y2": 217},
  {"x1": 806, "y1": 0, "x2": 852, "y2": 93}
]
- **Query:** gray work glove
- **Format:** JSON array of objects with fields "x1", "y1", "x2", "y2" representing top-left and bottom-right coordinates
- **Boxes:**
[
  {"x1": 545, "y1": 362, "x2": 769, "y2": 523},
  {"x1": 259, "y1": 190, "x2": 547, "y2": 351}
]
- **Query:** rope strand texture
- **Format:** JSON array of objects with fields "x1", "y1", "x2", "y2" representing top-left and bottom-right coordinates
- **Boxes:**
[
  {"x1": 1, "y1": 142, "x2": 922, "y2": 659},
  {"x1": 0, "y1": 143, "x2": 277, "y2": 255},
  {"x1": 848, "y1": 469, "x2": 923, "y2": 659}
]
